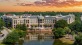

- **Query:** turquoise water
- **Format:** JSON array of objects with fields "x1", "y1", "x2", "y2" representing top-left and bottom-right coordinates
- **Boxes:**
[
  {"x1": 16, "y1": 39, "x2": 71, "y2": 45},
  {"x1": 23, "y1": 40, "x2": 54, "y2": 45}
]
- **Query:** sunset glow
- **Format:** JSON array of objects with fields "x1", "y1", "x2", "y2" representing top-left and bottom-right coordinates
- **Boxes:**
[{"x1": 0, "y1": 0, "x2": 82, "y2": 12}]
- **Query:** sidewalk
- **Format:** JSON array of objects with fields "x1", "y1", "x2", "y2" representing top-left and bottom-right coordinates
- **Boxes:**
[
  {"x1": 0, "y1": 28, "x2": 12, "y2": 42},
  {"x1": 0, "y1": 29, "x2": 8, "y2": 41}
]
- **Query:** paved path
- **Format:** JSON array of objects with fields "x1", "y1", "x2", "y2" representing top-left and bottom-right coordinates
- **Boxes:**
[
  {"x1": 65, "y1": 34, "x2": 75, "y2": 41},
  {"x1": 0, "y1": 28, "x2": 12, "y2": 41},
  {"x1": 0, "y1": 29, "x2": 8, "y2": 41}
]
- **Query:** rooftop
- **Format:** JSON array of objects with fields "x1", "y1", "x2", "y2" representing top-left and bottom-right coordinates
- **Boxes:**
[{"x1": 1, "y1": 14, "x2": 75, "y2": 19}]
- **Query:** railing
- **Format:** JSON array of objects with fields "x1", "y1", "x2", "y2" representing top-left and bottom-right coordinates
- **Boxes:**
[
  {"x1": 26, "y1": 34, "x2": 54, "y2": 40},
  {"x1": 27, "y1": 29, "x2": 53, "y2": 35}
]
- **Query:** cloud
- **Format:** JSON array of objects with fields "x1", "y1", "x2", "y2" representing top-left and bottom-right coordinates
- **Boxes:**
[
  {"x1": 17, "y1": 0, "x2": 82, "y2": 7},
  {"x1": 17, "y1": 3, "x2": 33, "y2": 6},
  {"x1": 0, "y1": 0, "x2": 20, "y2": 2}
]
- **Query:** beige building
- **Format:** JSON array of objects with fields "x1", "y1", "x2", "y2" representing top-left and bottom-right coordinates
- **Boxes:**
[
  {"x1": 1, "y1": 14, "x2": 75, "y2": 29},
  {"x1": 80, "y1": 15, "x2": 82, "y2": 22}
]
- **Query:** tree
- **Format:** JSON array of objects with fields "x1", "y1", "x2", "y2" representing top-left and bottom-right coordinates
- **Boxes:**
[
  {"x1": 71, "y1": 31, "x2": 75, "y2": 35},
  {"x1": 3, "y1": 30, "x2": 26, "y2": 45},
  {"x1": 0, "y1": 18, "x2": 5, "y2": 30},
  {"x1": 55, "y1": 20, "x2": 68, "y2": 28},
  {"x1": 64, "y1": 27, "x2": 71, "y2": 34},
  {"x1": 21, "y1": 24, "x2": 27, "y2": 31},
  {"x1": 16, "y1": 24, "x2": 27, "y2": 31},
  {"x1": 52, "y1": 28, "x2": 66, "y2": 38},
  {"x1": 7, "y1": 22, "x2": 12, "y2": 28},
  {"x1": 69, "y1": 21, "x2": 82, "y2": 32},
  {"x1": 74, "y1": 34, "x2": 82, "y2": 45},
  {"x1": 16, "y1": 24, "x2": 21, "y2": 30},
  {"x1": 17, "y1": 30, "x2": 26, "y2": 38},
  {"x1": 3, "y1": 31, "x2": 20, "y2": 44}
]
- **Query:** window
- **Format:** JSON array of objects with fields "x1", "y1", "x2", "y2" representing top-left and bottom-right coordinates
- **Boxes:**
[
  {"x1": 26, "y1": 20, "x2": 28, "y2": 23},
  {"x1": 16, "y1": 20, "x2": 17, "y2": 24},
  {"x1": 14, "y1": 20, "x2": 15, "y2": 24},
  {"x1": 28, "y1": 20, "x2": 29, "y2": 23}
]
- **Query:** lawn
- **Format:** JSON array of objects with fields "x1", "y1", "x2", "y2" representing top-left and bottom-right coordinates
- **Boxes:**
[
  {"x1": 53, "y1": 39, "x2": 72, "y2": 45},
  {"x1": 0, "y1": 43, "x2": 5, "y2": 45},
  {"x1": 59, "y1": 37, "x2": 74, "y2": 44}
]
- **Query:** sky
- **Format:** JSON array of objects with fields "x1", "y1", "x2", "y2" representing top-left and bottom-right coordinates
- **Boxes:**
[{"x1": 0, "y1": 0, "x2": 82, "y2": 12}]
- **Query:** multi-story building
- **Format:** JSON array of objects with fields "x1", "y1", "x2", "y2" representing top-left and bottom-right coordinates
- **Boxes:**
[
  {"x1": 55, "y1": 14, "x2": 75, "y2": 24},
  {"x1": 1, "y1": 14, "x2": 75, "y2": 29},
  {"x1": 80, "y1": 15, "x2": 82, "y2": 21}
]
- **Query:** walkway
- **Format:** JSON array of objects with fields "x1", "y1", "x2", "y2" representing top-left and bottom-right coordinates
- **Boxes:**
[{"x1": 0, "y1": 28, "x2": 12, "y2": 41}]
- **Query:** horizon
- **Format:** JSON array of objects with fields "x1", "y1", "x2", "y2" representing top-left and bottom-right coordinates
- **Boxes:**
[{"x1": 0, "y1": 0, "x2": 82, "y2": 12}]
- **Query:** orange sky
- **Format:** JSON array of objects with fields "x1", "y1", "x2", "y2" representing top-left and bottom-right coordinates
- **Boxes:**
[{"x1": 0, "y1": 0, "x2": 82, "y2": 12}]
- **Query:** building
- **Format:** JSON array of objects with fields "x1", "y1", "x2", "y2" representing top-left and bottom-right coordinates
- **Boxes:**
[
  {"x1": 1, "y1": 14, "x2": 75, "y2": 29},
  {"x1": 55, "y1": 14, "x2": 75, "y2": 24},
  {"x1": 80, "y1": 15, "x2": 82, "y2": 21}
]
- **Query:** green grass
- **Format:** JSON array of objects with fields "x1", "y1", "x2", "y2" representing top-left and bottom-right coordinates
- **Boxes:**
[
  {"x1": 0, "y1": 43, "x2": 5, "y2": 45},
  {"x1": 53, "y1": 39, "x2": 73, "y2": 45},
  {"x1": 59, "y1": 37, "x2": 74, "y2": 44}
]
